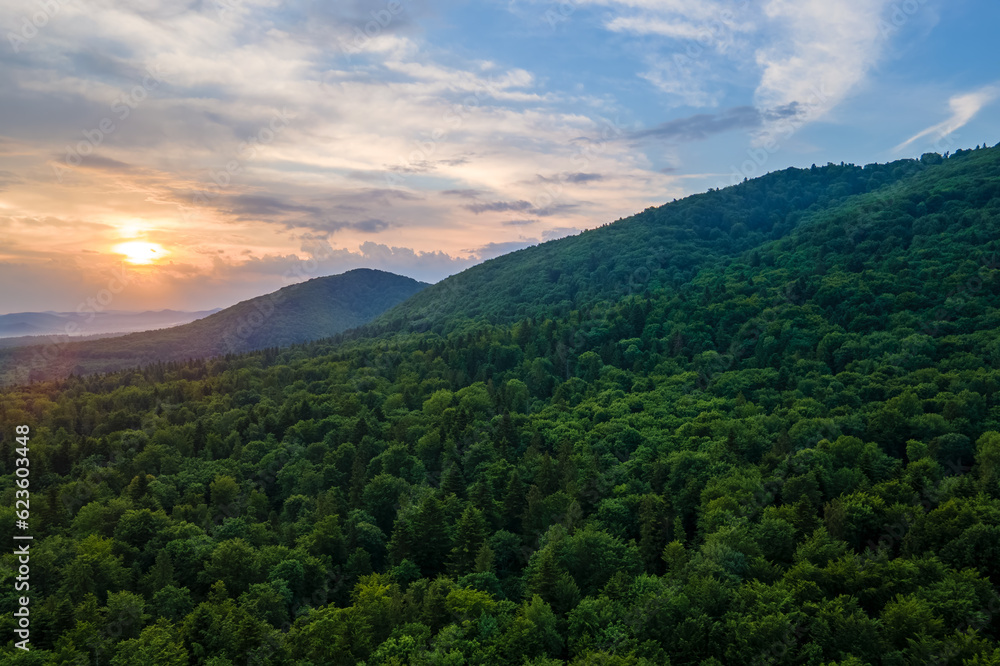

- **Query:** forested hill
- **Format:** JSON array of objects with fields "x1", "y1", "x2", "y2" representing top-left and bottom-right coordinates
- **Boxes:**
[
  {"x1": 0, "y1": 269, "x2": 427, "y2": 385},
  {"x1": 3, "y1": 145, "x2": 1000, "y2": 665},
  {"x1": 372, "y1": 146, "x2": 998, "y2": 333}
]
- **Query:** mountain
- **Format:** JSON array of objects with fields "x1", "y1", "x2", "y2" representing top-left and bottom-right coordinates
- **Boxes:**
[
  {"x1": 0, "y1": 268, "x2": 427, "y2": 384},
  {"x1": 0, "y1": 309, "x2": 220, "y2": 340},
  {"x1": 370, "y1": 152, "x2": 947, "y2": 332},
  {"x1": 3, "y1": 145, "x2": 1000, "y2": 664},
  {"x1": 0, "y1": 331, "x2": 139, "y2": 350}
]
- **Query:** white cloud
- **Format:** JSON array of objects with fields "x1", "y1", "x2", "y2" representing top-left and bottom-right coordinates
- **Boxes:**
[
  {"x1": 0, "y1": 0, "x2": 694, "y2": 314},
  {"x1": 598, "y1": 1, "x2": 754, "y2": 49},
  {"x1": 753, "y1": 0, "x2": 894, "y2": 137},
  {"x1": 0, "y1": 0, "x2": 680, "y2": 251},
  {"x1": 605, "y1": 15, "x2": 718, "y2": 41},
  {"x1": 638, "y1": 56, "x2": 726, "y2": 108},
  {"x1": 585, "y1": 0, "x2": 895, "y2": 136},
  {"x1": 579, "y1": 0, "x2": 754, "y2": 107},
  {"x1": 893, "y1": 85, "x2": 1000, "y2": 153}
]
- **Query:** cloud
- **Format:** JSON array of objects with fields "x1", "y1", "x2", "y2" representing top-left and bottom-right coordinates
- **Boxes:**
[
  {"x1": 532, "y1": 172, "x2": 605, "y2": 184},
  {"x1": 342, "y1": 241, "x2": 476, "y2": 281},
  {"x1": 595, "y1": 0, "x2": 753, "y2": 49},
  {"x1": 638, "y1": 57, "x2": 726, "y2": 109},
  {"x1": 459, "y1": 227, "x2": 579, "y2": 261},
  {"x1": 74, "y1": 155, "x2": 132, "y2": 171},
  {"x1": 0, "y1": 0, "x2": 690, "y2": 313},
  {"x1": 580, "y1": 0, "x2": 756, "y2": 107},
  {"x1": 227, "y1": 195, "x2": 325, "y2": 220},
  {"x1": 463, "y1": 200, "x2": 579, "y2": 217},
  {"x1": 606, "y1": 16, "x2": 718, "y2": 41},
  {"x1": 464, "y1": 240, "x2": 538, "y2": 261},
  {"x1": 586, "y1": 0, "x2": 895, "y2": 138},
  {"x1": 464, "y1": 200, "x2": 535, "y2": 214},
  {"x1": 564, "y1": 172, "x2": 603, "y2": 183},
  {"x1": 542, "y1": 226, "x2": 580, "y2": 241},
  {"x1": 0, "y1": 214, "x2": 110, "y2": 232},
  {"x1": 313, "y1": 218, "x2": 396, "y2": 233},
  {"x1": 441, "y1": 188, "x2": 486, "y2": 198},
  {"x1": 633, "y1": 106, "x2": 763, "y2": 142},
  {"x1": 346, "y1": 218, "x2": 394, "y2": 233},
  {"x1": 0, "y1": 170, "x2": 21, "y2": 191},
  {"x1": 894, "y1": 85, "x2": 1000, "y2": 153},
  {"x1": 388, "y1": 159, "x2": 464, "y2": 174},
  {"x1": 298, "y1": 0, "x2": 429, "y2": 46},
  {"x1": 180, "y1": 190, "x2": 423, "y2": 231},
  {"x1": 0, "y1": 238, "x2": 478, "y2": 313},
  {"x1": 752, "y1": 0, "x2": 894, "y2": 136}
]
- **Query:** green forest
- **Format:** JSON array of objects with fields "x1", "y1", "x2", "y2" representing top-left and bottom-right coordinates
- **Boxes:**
[{"x1": 2, "y1": 144, "x2": 1000, "y2": 664}]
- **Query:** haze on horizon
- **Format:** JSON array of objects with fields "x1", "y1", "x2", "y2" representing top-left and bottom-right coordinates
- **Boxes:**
[{"x1": 1, "y1": 0, "x2": 998, "y2": 315}]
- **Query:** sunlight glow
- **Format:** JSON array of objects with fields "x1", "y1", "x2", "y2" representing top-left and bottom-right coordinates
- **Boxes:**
[{"x1": 114, "y1": 241, "x2": 167, "y2": 265}]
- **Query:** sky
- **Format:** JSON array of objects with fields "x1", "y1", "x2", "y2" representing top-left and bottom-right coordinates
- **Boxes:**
[{"x1": 0, "y1": 0, "x2": 998, "y2": 314}]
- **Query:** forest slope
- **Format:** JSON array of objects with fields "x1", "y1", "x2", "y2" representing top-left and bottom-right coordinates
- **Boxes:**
[
  {"x1": 370, "y1": 151, "x2": 988, "y2": 333},
  {"x1": 2, "y1": 146, "x2": 1000, "y2": 664}
]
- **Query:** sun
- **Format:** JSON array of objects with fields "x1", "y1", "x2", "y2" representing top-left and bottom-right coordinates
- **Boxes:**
[{"x1": 114, "y1": 241, "x2": 167, "y2": 265}]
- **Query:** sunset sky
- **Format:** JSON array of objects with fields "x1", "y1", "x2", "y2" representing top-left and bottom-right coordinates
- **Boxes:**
[{"x1": 1, "y1": 0, "x2": 998, "y2": 313}]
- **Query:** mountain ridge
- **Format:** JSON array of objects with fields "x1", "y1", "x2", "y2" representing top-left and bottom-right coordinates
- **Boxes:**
[
  {"x1": 365, "y1": 148, "x2": 994, "y2": 337},
  {"x1": 0, "y1": 268, "x2": 427, "y2": 384},
  {"x1": 0, "y1": 309, "x2": 221, "y2": 339}
]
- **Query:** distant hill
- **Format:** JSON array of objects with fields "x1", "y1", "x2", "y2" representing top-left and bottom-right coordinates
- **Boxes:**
[
  {"x1": 0, "y1": 268, "x2": 427, "y2": 383},
  {"x1": 0, "y1": 309, "x2": 220, "y2": 340},
  {"x1": 0, "y1": 332, "x2": 131, "y2": 350}
]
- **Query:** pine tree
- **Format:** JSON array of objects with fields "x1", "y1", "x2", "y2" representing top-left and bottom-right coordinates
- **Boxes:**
[
  {"x1": 193, "y1": 419, "x2": 206, "y2": 453},
  {"x1": 413, "y1": 495, "x2": 450, "y2": 576},
  {"x1": 150, "y1": 551, "x2": 174, "y2": 589},
  {"x1": 449, "y1": 504, "x2": 487, "y2": 575},
  {"x1": 528, "y1": 547, "x2": 561, "y2": 604},
  {"x1": 522, "y1": 485, "x2": 546, "y2": 538},
  {"x1": 502, "y1": 470, "x2": 526, "y2": 532},
  {"x1": 474, "y1": 543, "x2": 496, "y2": 574},
  {"x1": 441, "y1": 461, "x2": 466, "y2": 498},
  {"x1": 537, "y1": 453, "x2": 557, "y2": 494},
  {"x1": 348, "y1": 448, "x2": 367, "y2": 506},
  {"x1": 639, "y1": 495, "x2": 668, "y2": 574},
  {"x1": 387, "y1": 516, "x2": 416, "y2": 566},
  {"x1": 469, "y1": 480, "x2": 499, "y2": 528}
]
